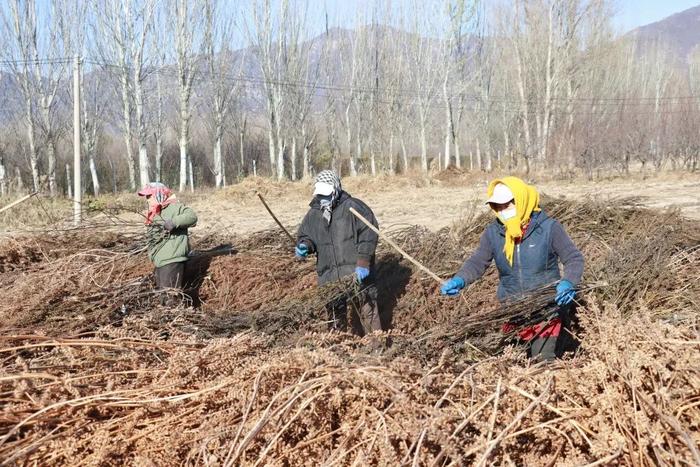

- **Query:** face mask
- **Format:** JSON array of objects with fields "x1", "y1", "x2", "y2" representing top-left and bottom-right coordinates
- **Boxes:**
[
  {"x1": 317, "y1": 194, "x2": 332, "y2": 205},
  {"x1": 499, "y1": 205, "x2": 517, "y2": 222}
]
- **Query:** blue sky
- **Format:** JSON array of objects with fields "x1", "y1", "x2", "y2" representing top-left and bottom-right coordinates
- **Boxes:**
[
  {"x1": 615, "y1": 0, "x2": 700, "y2": 31},
  {"x1": 317, "y1": 0, "x2": 700, "y2": 34}
]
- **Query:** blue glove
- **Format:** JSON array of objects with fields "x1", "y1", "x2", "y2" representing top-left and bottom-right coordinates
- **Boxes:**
[
  {"x1": 355, "y1": 266, "x2": 370, "y2": 283},
  {"x1": 440, "y1": 276, "x2": 465, "y2": 296},
  {"x1": 295, "y1": 243, "x2": 309, "y2": 258},
  {"x1": 555, "y1": 280, "x2": 576, "y2": 305}
]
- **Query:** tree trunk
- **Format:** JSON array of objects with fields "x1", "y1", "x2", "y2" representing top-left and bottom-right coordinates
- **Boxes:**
[
  {"x1": 388, "y1": 133, "x2": 395, "y2": 175},
  {"x1": 276, "y1": 137, "x2": 285, "y2": 181},
  {"x1": 420, "y1": 121, "x2": 428, "y2": 172},
  {"x1": 400, "y1": 136, "x2": 408, "y2": 173},
  {"x1": 179, "y1": 129, "x2": 188, "y2": 191},
  {"x1": 476, "y1": 140, "x2": 482, "y2": 171},
  {"x1": 179, "y1": 96, "x2": 190, "y2": 191},
  {"x1": 240, "y1": 124, "x2": 246, "y2": 177},
  {"x1": 355, "y1": 135, "x2": 362, "y2": 176},
  {"x1": 290, "y1": 136, "x2": 297, "y2": 181},
  {"x1": 214, "y1": 130, "x2": 224, "y2": 188},
  {"x1": 0, "y1": 159, "x2": 6, "y2": 197},
  {"x1": 266, "y1": 112, "x2": 276, "y2": 176},
  {"x1": 25, "y1": 97, "x2": 40, "y2": 192},
  {"x1": 485, "y1": 139, "x2": 492, "y2": 172},
  {"x1": 443, "y1": 78, "x2": 452, "y2": 169},
  {"x1": 89, "y1": 154, "x2": 100, "y2": 197},
  {"x1": 15, "y1": 167, "x2": 23, "y2": 194},
  {"x1": 346, "y1": 105, "x2": 357, "y2": 176},
  {"x1": 188, "y1": 156, "x2": 195, "y2": 192},
  {"x1": 41, "y1": 101, "x2": 57, "y2": 196},
  {"x1": 514, "y1": 35, "x2": 532, "y2": 168},
  {"x1": 369, "y1": 120, "x2": 376, "y2": 176},
  {"x1": 155, "y1": 69, "x2": 164, "y2": 183},
  {"x1": 135, "y1": 76, "x2": 150, "y2": 187},
  {"x1": 138, "y1": 144, "x2": 149, "y2": 187},
  {"x1": 301, "y1": 124, "x2": 310, "y2": 179},
  {"x1": 503, "y1": 100, "x2": 512, "y2": 169},
  {"x1": 119, "y1": 73, "x2": 137, "y2": 191},
  {"x1": 66, "y1": 164, "x2": 72, "y2": 198},
  {"x1": 455, "y1": 139, "x2": 461, "y2": 169},
  {"x1": 222, "y1": 151, "x2": 227, "y2": 187},
  {"x1": 155, "y1": 133, "x2": 163, "y2": 183},
  {"x1": 47, "y1": 138, "x2": 57, "y2": 197}
]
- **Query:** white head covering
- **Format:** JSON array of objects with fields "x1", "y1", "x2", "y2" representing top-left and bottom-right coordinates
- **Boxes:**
[
  {"x1": 485, "y1": 183, "x2": 514, "y2": 204},
  {"x1": 313, "y1": 170, "x2": 342, "y2": 224}
]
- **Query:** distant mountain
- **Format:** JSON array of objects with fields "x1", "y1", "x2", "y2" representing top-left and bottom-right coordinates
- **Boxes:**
[{"x1": 627, "y1": 4, "x2": 700, "y2": 63}]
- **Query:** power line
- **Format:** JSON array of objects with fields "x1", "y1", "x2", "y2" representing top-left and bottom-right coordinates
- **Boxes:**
[
  {"x1": 2, "y1": 56, "x2": 700, "y2": 116},
  {"x1": 79, "y1": 57, "x2": 700, "y2": 105},
  {"x1": 3, "y1": 55, "x2": 697, "y2": 105}
]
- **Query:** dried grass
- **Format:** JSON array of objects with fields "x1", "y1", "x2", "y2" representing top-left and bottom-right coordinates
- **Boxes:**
[{"x1": 0, "y1": 195, "x2": 698, "y2": 465}]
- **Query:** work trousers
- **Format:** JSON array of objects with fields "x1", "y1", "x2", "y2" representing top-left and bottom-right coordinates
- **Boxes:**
[
  {"x1": 154, "y1": 261, "x2": 185, "y2": 306},
  {"x1": 527, "y1": 304, "x2": 576, "y2": 362},
  {"x1": 326, "y1": 283, "x2": 382, "y2": 336}
]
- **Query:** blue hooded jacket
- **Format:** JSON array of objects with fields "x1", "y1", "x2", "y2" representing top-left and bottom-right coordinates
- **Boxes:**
[{"x1": 457, "y1": 210, "x2": 584, "y2": 302}]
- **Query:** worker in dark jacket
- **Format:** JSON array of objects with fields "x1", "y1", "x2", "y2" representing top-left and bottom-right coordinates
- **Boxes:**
[
  {"x1": 296, "y1": 170, "x2": 382, "y2": 335},
  {"x1": 138, "y1": 182, "x2": 198, "y2": 305},
  {"x1": 440, "y1": 176, "x2": 584, "y2": 361}
]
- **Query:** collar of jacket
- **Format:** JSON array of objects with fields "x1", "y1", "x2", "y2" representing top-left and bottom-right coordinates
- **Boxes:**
[
  {"x1": 494, "y1": 210, "x2": 548, "y2": 240},
  {"x1": 308, "y1": 190, "x2": 350, "y2": 209}
]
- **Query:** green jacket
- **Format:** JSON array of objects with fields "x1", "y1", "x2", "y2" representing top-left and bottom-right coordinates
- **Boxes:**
[{"x1": 146, "y1": 202, "x2": 198, "y2": 268}]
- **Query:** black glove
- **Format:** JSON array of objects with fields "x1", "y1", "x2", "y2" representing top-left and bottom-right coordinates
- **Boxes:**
[{"x1": 162, "y1": 219, "x2": 176, "y2": 232}]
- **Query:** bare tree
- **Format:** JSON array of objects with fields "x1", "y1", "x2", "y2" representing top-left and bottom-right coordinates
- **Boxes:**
[
  {"x1": 248, "y1": 0, "x2": 310, "y2": 180},
  {"x1": 170, "y1": 0, "x2": 205, "y2": 191},
  {"x1": 3, "y1": 0, "x2": 70, "y2": 194},
  {"x1": 440, "y1": 0, "x2": 477, "y2": 169},
  {"x1": 150, "y1": 20, "x2": 166, "y2": 183},
  {"x1": 404, "y1": 1, "x2": 442, "y2": 172},
  {"x1": 285, "y1": 28, "x2": 323, "y2": 181},
  {"x1": 337, "y1": 24, "x2": 365, "y2": 176},
  {"x1": 94, "y1": 0, "x2": 156, "y2": 190},
  {"x1": 203, "y1": 0, "x2": 244, "y2": 188},
  {"x1": 66, "y1": 1, "x2": 103, "y2": 196}
]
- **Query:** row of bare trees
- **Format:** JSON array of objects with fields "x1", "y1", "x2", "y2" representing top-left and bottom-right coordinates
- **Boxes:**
[{"x1": 0, "y1": 0, "x2": 698, "y2": 197}]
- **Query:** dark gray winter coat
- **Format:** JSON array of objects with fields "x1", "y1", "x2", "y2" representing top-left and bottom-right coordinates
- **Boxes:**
[
  {"x1": 457, "y1": 210, "x2": 584, "y2": 301},
  {"x1": 297, "y1": 191, "x2": 379, "y2": 286}
]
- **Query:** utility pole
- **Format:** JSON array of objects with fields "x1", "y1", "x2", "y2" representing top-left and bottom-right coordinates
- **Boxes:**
[{"x1": 73, "y1": 55, "x2": 82, "y2": 226}]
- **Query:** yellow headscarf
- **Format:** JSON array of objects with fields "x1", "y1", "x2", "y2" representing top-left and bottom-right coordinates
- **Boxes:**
[{"x1": 486, "y1": 176, "x2": 541, "y2": 266}]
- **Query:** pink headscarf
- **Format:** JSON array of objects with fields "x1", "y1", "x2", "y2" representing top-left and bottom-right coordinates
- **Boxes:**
[{"x1": 137, "y1": 182, "x2": 177, "y2": 225}]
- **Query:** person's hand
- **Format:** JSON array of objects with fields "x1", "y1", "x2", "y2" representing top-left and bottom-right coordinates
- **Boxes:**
[
  {"x1": 162, "y1": 219, "x2": 176, "y2": 232},
  {"x1": 440, "y1": 276, "x2": 465, "y2": 296},
  {"x1": 295, "y1": 243, "x2": 309, "y2": 258},
  {"x1": 355, "y1": 266, "x2": 370, "y2": 283},
  {"x1": 555, "y1": 280, "x2": 576, "y2": 305}
]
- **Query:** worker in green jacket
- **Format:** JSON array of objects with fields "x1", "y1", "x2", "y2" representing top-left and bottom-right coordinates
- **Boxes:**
[{"x1": 138, "y1": 182, "x2": 198, "y2": 305}]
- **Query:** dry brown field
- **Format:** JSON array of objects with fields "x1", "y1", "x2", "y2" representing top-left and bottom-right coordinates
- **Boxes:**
[{"x1": 0, "y1": 171, "x2": 698, "y2": 465}]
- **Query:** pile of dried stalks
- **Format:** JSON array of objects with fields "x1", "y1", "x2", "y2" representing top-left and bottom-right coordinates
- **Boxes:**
[{"x1": 0, "y1": 196, "x2": 698, "y2": 465}]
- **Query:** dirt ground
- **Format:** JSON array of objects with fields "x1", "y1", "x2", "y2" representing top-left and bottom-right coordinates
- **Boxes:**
[
  {"x1": 185, "y1": 172, "x2": 700, "y2": 239},
  {"x1": 1, "y1": 171, "x2": 697, "y2": 238}
]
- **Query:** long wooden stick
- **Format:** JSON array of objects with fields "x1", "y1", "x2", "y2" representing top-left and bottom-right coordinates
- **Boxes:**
[
  {"x1": 0, "y1": 192, "x2": 38, "y2": 215},
  {"x1": 349, "y1": 206, "x2": 443, "y2": 283},
  {"x1": 256, "y1": 192, "x2": 295, "y2": 245}
]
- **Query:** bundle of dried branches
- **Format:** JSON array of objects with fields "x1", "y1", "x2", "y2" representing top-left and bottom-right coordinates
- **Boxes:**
[
  {"x1": 0, "y1": 195, "x2": 698, "y2": 465},
  {"x1": 0, "y1": 302, "x2": 697, "y2": 465}
]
